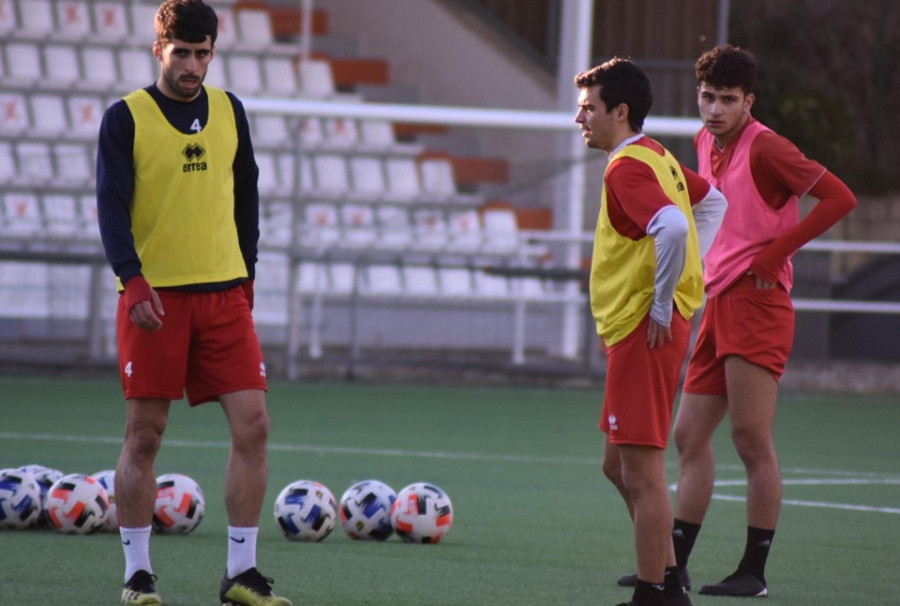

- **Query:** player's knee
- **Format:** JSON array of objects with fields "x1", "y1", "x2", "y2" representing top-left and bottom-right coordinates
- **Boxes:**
[
  {"x1": 601, "y1": 456, "x2": 624, "y2": 489},
  {"x1": 232, "y1": 407, "x2": 270, "y2": 447},
  {"x1": 731, "y1": 425, "x2": 773, "y2": 464}
]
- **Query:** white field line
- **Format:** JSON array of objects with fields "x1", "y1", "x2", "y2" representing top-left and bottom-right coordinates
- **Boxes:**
[{"x1": 2, "y1": 431, "x2": 899, "y2": 515}]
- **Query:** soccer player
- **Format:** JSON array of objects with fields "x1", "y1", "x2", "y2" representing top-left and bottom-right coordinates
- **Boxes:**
[
  {"x1": 670, "y1": 45, "x2": 857, "y2": 597},
  {"x1": 575, "y1": 58, "x2": 726, "y2": 606},
  {"x1": 96, "y1": 1, "x2": 291, "y2": 605}
]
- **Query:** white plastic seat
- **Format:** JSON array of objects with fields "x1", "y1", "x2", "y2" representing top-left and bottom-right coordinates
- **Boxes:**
[
  {"x1": 226, "y1": 55, "x2": 263, "y2": 96},
  {"x1": 92, "y1": 2, "x2": 129, "y2": 43},
  {"x1": 54, "y1": 143, "x2": 93, "y2": 187},
  {"x1": 262, "y1": 56, "x2": 299, "y2": 97},
  {"x1": 340, "y1": 204, "x2": 376, "y2": 248},
  {"x1": 358, "y1": 120, "x2": 395, "y2": 151},
  {"x1": 298, "y1": 154, "x2": 314, "y2": 195},
  {"x1": 403, "y1": 265, "x2": 438, "y2": 296},
  {"x1": 0, "y1": 0, "x2": 16, "y2": 37},
  {"x1": 78, "y1": 194, "x2": 100, "y2": 240},
  {"x1": 14, "y1": 0, "x2": 54, "y2": 40},
  {"x1": 252, "y1": 251, "x2": 289, "y2": 325},
  {"x1": 297, "y1": 59, "x2": 336, "y2": 99},
  {"x1": 329, "y1": 262, "x2": 356, "y2": 294},
  {"x1": 276, "y1": 152, "x2": 297, "y2": 197},
  {"x1": 474, "y1": 268, "x2": 511, "y2": 298},
  {"x1": 0, "y1": 142, "x2": 16, "y2": 184},
  {"x1": 302, "y1": 202, "x2": 340, "y2": 249},
  {"x1": 376, "y1": 206, "x2": 412, "y2": 250},
  {"x1": 260, "y1": 200, "x2": 293, "y2": 247},
  {"x1": 419, "y1": 157, "x2": 458, "y2": 200},
  {"x1": 439, "y1": 267, "x2": 474, "y2": 296},
  {"x1": 365, "y1": 264, "x2": 403, "y2": 295},
  {"x1": 296, "y1": 260, "x2": 327, "y2": 294},
  {"x1": 204, "y1": 56, "x2": 228, "y2": 89},
  {"x1": 42, "y1": 194, "x2": 81, "y2": 237},
  {"x1": 312, "y1": 154, "x2": 350, "y2": 196},
  {"x1": 78, "y1": 46, "x2": 118, "y2": 91},
  {"x1": 252, "y1": 114, "x2": 290, "y2": 148},
  {"x1": 324, "y1": 118, "x2": 358, "y2": 148},
  {"x1": 348, "y1": 156, "x2": 385, "y2": 200},
  {"x1": 413, "y1": 209, "x2": 448, "y2": 250},
  {"x1": 129, "y1": 3, "x2": 159, "y2": 46},
  {"x1": 447, "y1": 209, "x2": 483, "y2": 253},
  {"x1": 5, "y1": 42, "x2": 43, "y2": 86},
  {"x1": 235, "y1": 7, "x2": 274, "y2": 52},
  {"x1": 214, "y1": 6, "x2": 237, "y2": 50},
  {"x1": 0, "y1": 93, "x2": 29, "y2": 136},
  {"x1": 2, "y1": 192, "x2": 43, "y2": 236},
  {"x1": 55, "y1": 1, "x2": 92, "y2": 41},
  {"x1": 15, "y1": 143, "x2": 54, "y2": 186},
  {"x1": 43, "y1": 44, "x2": 82, "y2": 89},
  {"x1": 0, "y1": 261, "x2": 50, "y2": 319},
  {"x1": 254, "y1": 151, "x2": 279, "y2": 197},
  {"x1": 384, "y1": 157, "x2": 421, "y2": 203},
  {"x1": 28, "y1": 94, "x2": 69, "y2": 138},
  {"x1": 482, "y1": 208, "x2": 520, "y2": 253},
  {"x1": 118, "y1": 48, "x2": 156, "y2": 92},
  {"x1": 67, "y1": 96, "x2": 104, "y2": 139},
  {"x1": 298, "y1": 117, "x2": 324, "y2": 149}
]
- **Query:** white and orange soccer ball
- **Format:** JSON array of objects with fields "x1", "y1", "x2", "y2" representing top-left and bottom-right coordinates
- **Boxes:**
[
  {"x1": 152, "y1": 473, "x2": 205, "y2": 535},
  {"x1": 90, "y1": 469, "x2": 118, "y2": 531},
  {"x1": 274, "y1": 479, "x2": 337, "y2": 542},
  {"x1": 339, "y1": 479, "x2": 396, "y2": 541},
  {"x1": 390, "y1": 482, "x2": 453, "y2": 544},
  {"x1": 45, "y1": 473, "x2": 109, "y2": 534},
  {"x1": 0, "y1": 468, "x2": 42, "y2": 529}
]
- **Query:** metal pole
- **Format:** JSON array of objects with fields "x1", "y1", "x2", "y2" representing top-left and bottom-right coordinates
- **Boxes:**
[{"x1": 717, "y1": 0, "x2": 731, "y2": 45}]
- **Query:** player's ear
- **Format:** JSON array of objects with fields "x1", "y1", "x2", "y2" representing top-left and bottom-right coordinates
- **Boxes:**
[{"x1": 152, "y1": 40, "x2": 162, "y2": 61}]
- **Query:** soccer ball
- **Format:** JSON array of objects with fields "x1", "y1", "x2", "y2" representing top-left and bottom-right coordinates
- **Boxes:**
[
  {"x1": 90, "y1": 470, "x2": 118, "y2": 531},
  {"x1": 390, "y1": 482, "x2": 454, "y2": 544},
  {"x1": 153, "y1": 473, "x2": 205, "y2": 535},
  {"x1": 339, "y1": 479, "x2": 396, "y2": 541},
  {"x1": 18, "y1": 465, "x2": 63, "y2": 528},
  {"x1": 45, "y1": 473, "x2": 109, "y2": 534},
  {"x1": 0, "y1": 468, "x2": 42, "y2": 529},
  {"x1": 274, "y1": 480, "x2": 337, "y2": 542}
]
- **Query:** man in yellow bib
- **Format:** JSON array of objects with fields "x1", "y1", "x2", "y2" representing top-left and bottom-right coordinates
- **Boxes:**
[
  {"x1": 96, "y1": 1, "x2": 291, "y2": 605},
  {"x1": 575, "y1": 58, "x2": 726, "y2": 606}
]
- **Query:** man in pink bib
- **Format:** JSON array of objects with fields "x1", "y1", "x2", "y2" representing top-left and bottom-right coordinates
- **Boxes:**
[{"x1": 671, "y1": 45, "x2": 857, "y2": 597}]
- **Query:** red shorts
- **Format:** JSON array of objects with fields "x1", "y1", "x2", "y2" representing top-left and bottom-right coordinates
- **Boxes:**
[
  {"x1": 600, "y1": 312, "x2": 691, "y2": 449},
  {"x1": 683, "y1": 273, "x2": 794, "y2": 395},
  {"x1": 116, "y1": 286, "x2": 267, "y2": 406}
]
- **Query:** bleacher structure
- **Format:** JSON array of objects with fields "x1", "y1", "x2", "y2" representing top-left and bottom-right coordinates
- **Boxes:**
[{"x1": 0, "y1": 0, "x2": 587, "y2": 376}]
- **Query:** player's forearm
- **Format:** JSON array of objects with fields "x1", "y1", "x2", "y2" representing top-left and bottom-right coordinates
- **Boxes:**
[{"x1": 648, "y1": 207, "x2": 689, "y2": 326}]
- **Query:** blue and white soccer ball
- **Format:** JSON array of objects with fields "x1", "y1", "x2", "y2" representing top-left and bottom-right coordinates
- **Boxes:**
[
  {"x1": 152, "y1": 473, "x2": 205, "y2": 535},
  {"x1": 18, "y1": 464, "x2": 63, "y2": 528},
  {"x1": 90, "y1": 470, "x2": 118, "y2": 531},
  {"x1": 45, "y1": 473, "x2": 109, "y2": 535},
  {"x1": 390, "y1": 482, "x2": 454, "y2": 544},
  {"x1": 274, "y1": 480, "x2": 337, "y2": 542},
  {"x1": 339, "y1": 479, "x2": 396, "y2": 541},
  {"x1": 0, "y1": 468, "x2": 42, "y2": 530}
]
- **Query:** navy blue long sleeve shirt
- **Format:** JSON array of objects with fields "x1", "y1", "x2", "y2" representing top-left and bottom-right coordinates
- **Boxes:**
[{"x1": 96, "y1": 83, "x2": 260, "y2": 290}]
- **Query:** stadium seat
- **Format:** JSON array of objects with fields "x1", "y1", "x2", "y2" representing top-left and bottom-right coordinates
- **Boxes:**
[
  {"x1": 252, "y1": 251, "x2": 289, "y2": 325},
  {"x1": 55, "y1": 1, "x2": 92, "y2": 41},
  {"x1": 473, "y1": 268, "x2": 511, "y2": 298},
  {"x1": 254, "y1": 150, "x2": 280, "y2": 197},
  {"x1": 296, "y1": 260, "x2": 328, "y2": 294},
  {"x1": 53, "y1": 143, "x2": 94, "y2": 188},
  {"x1": 118, "y1": 48, "x2": 156, "y2": 91},
  {"x1": 323, "y1": 118, "x2": 358, "y2": 148},
  {"x1": 311, "y1": 153, "x2": 350, "y2": 197},
  {"x1": 297, "y1": 59, "x2": 336, "y2": 99},
  {"x1": 129, "y1": 3, "x2": 159, "y2": 46},
  {"x1": 0, "y1": 0, "x2": 15, "y2": 37},
  {"x1": 28, "y1": 94, "x2": 69, "y2": 138},
  {"x1": 234, "y1": 6, "x2": 274, "y2": 52},
  {"x1": 375, "y1": 206, "x2": 412, "y2": 250},
  {"x1": 15, "y1": 143, "x2": 54, "y2": 187},
  {"x1": 77, "y1": 194, "x2": 100, "y2": 240},
  {"x1": 329, "y1": 262, "x2": 357, "y2": 294},
  {"x1": 402, "y1": 265, "x2": 439, "y2": 296},
  {"x1": 383, "y1": 157, "x2": 421, "y2": 203},
  {"x1": 301, "y1": 202, "x2": 340, "y2": 249},
  {"x1": 226, "y1": 54, "x2": 264, "y2": 96},
  {"x1": 438, "y1": 267, "x2": 474, "y2": 296},
  {"x1": 43, "y1": 44, "x2": 82, "y2": 89},
  {"x1": 0, "y1": 93, "x2": 29, "y2": 136},
  {"x1": 13, "y1": 0, "x2": 54, "y2": 40},
  {"x1": 419, "y1": 157, "x2": 458, "y2": 202},
  {"x1": 251, "y1": 114, "x2": 292, "y2": 149},
  {"x1": 42, "y1": 193, "x2": 81, "y2": 237},
  {"x1": 92, "y1": 1, "x2": 129, "y2": 43},
  {"x1": 4, "y1": 42, "x2": 43, "y2": 87},
  {"x1": 347, "y1": 156, "x2": 386, "y2": 201},
  {"x1": 0, "y1": 142, "x2": 16, "y2": 184},
  {"x1": 261, "y1": 56, "x2": 300, "y2": 97},
  {"x1": 204, "y1": 54, "x2": 228, "y2": 89},
  {"x1": 413, "y1": 209, "x2": 448, "y2": 251},
  {"x1": 364, "y1": 264, "x2": 403, "y2": 295},
  {"x1": 447, "y1": 209, "x2": 483, "y2": 253},
  {"x1": 214, "y1": 6, "x2": 237, "y2": 50},
  {"x1": 298, "y1": 117, "x2": 324, "y2": 149},
  {"x1": 78, "y1": 46, "x2": 118, "y2": 92},
  {"x1": 2, "y1": 192, "x2": 43, "y2": 237},
  {"x1": 358, "y1": 120, "x2": 423, "y2": 155},
  {"x1": 481, "y1": 208, "x2": 520, "y2": 254},
  {"x1": 0, "y1": 261, "x2": 50, "y2": 319},
  {"x1": 340, "y1": 204, "x2": 376, "y2": 248},
  {"x1": 276, "y1": 152, "x2": 297, "y2": 196},
  {"x1": 260, "y1": 200, "x2": 293, "y2": 247},
  {"x1": 67, "y1": 96, "x2": 104, "y2": 139}
]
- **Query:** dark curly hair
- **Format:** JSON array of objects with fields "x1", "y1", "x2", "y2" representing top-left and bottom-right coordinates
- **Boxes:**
[
  {"x1": 695, "y1": 45, "x2": 757, "y2": 94},
  {"x1": 574, "y1": 57, "x2": 652, "y2": 132},
  {"x1": 155, "y1": 0, "x2": 218, "y2": 44}
]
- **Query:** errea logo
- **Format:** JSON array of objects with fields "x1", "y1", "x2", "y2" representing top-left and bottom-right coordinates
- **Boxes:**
[{"x1": 182, "y1": 143, "x2": 207, "y2": 173}]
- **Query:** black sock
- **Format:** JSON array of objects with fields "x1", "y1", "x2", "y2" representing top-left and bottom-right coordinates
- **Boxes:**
[
  {"x1": 737, "y1": 526, "x2": 775, "y2": 584},
  {"x1": 663, "y1": 566, "x2": 684, "y2": 598},
  {"x1": 632, "y1": 579, "x2": 665, "y2": 606},
  {"x1": 672, "y1": 518, "x2": 701, "y2": 569}
]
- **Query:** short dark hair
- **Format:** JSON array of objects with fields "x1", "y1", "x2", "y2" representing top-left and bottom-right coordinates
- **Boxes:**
[
  {"x1": 695, "y1": 45, "x2": 757, "y2": 94},
  {"x1": 155, "y1": 0, "x2": 218, "y2": 45},
  {"x1": 574, "y1": 57, "x2": 652, "y2": 132}
]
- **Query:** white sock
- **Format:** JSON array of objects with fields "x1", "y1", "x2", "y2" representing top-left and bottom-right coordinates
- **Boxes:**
[
  {"x1": 120, "y1": 526, "x2": 153, "y2": 581},
  {"x1": 226, "y1": 526, "x2": 258, "y2": 579}
]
